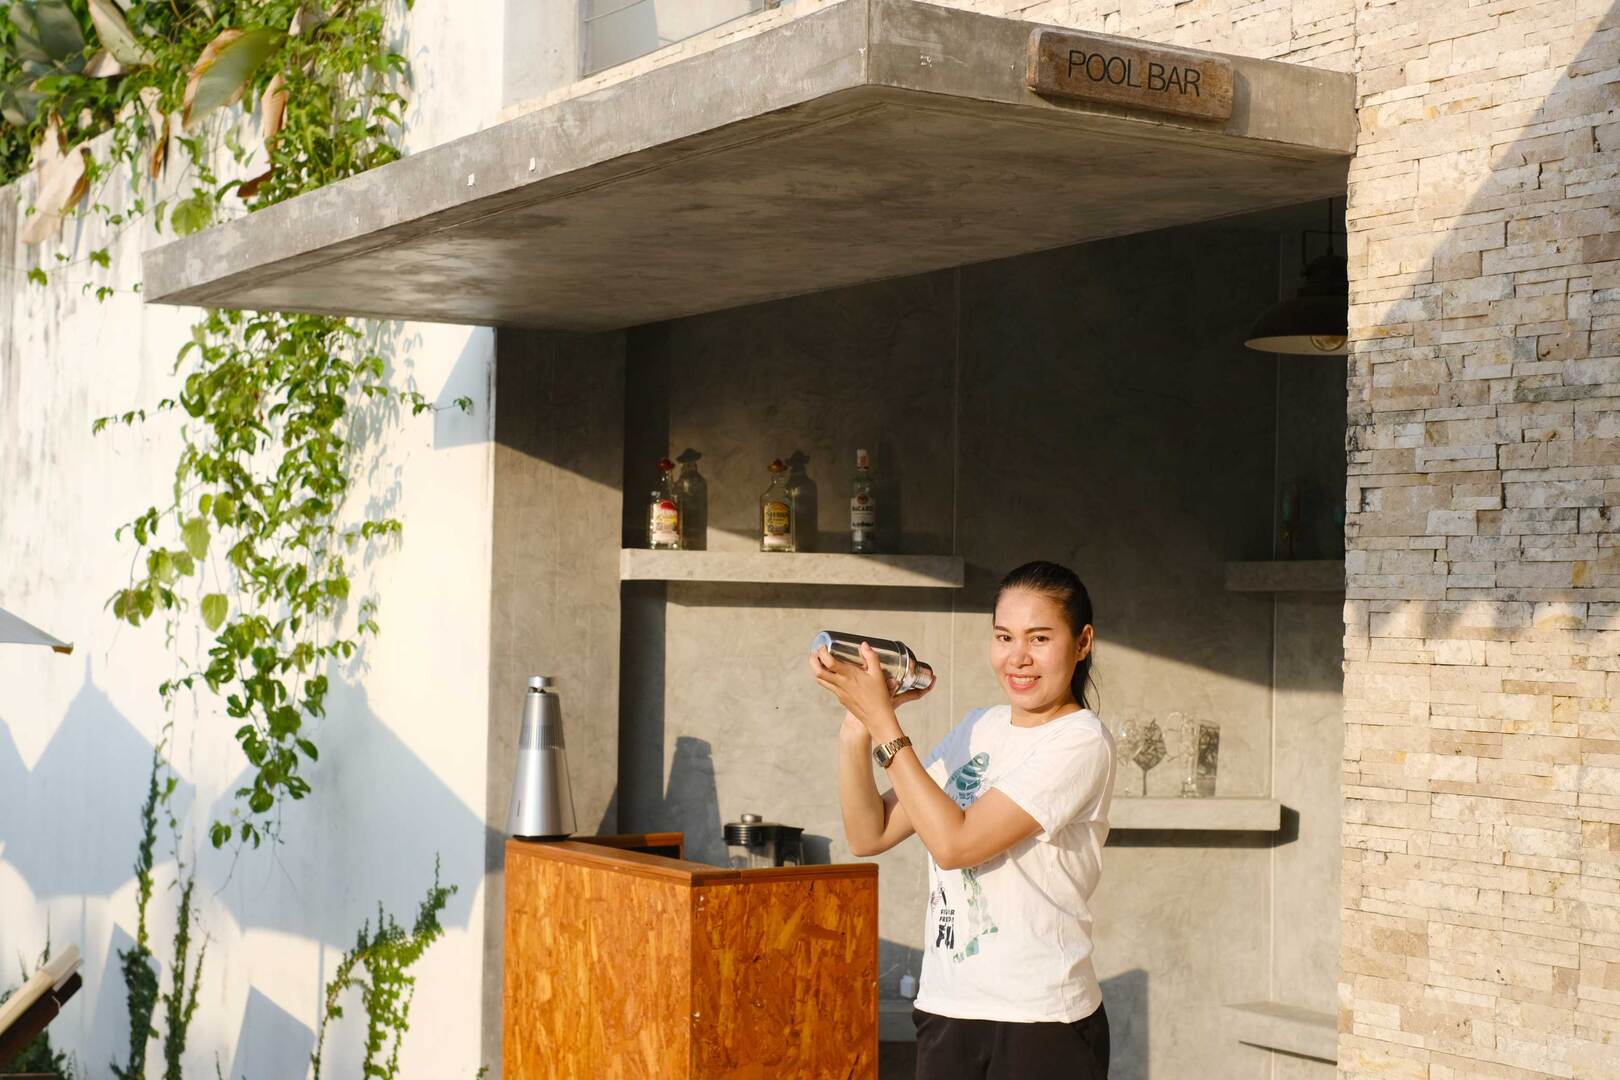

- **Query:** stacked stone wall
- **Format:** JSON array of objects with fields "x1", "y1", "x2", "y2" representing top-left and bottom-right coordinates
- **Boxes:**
[{"x1": 1340, "y1": 2, "x2": 1620, "y2": 1076}]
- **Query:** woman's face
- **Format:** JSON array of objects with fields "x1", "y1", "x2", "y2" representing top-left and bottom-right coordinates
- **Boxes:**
[{"x1": 991, "y1": 588, "x2": 1092, "y2": 712}]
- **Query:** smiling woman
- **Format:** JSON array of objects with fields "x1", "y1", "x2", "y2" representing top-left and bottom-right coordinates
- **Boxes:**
[{"x1": 811, "y1": 559, "x2": 1117, "y2": 1080}]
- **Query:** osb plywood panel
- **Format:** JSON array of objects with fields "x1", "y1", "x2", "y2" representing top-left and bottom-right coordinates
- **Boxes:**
[
  {"x1": 690, "y1": 870, "x2": 879, "y2": 1079},
  {"x1": 504, "y1": 843, "x2": 693, "y2": 1078}
]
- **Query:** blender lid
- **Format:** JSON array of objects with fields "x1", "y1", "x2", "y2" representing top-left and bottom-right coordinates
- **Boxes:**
[{"x1": 724, "y1": 812, "x2": 790, "y2": 845}]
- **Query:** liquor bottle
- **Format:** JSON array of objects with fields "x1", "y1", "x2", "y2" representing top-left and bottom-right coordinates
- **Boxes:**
[
  {"x1": 674, "y1": 457, "x2": 708, "y2": 551},
  {"x1": 785, "y1": 454, "x2": 817, "y2": 553},
  {"x1": 850, "y1": 448, "x2": 877, "y2": 554},
  {"x1": 648, "y1": 457, "x2": 681, "y2": 550},
  {"x1": 759, "y1": 458, "x2": 795, "y2": 553}
]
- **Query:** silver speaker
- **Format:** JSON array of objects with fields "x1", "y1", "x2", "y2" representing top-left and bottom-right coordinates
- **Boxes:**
[{"x1": 506, "y1": 676, "x2": 577, "y2": 839}]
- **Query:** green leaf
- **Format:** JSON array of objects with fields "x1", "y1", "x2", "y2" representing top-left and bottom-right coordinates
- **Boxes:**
[
  {"x1": 210, "y1": 822, "x2": 231, "y2": 848},
  {"x1": 183, "y1": 28, "x2": 285, "y2": 130},
  {"x1": 0, "y1": 72, "x2": 40, "y2": 125},
  {"x1": 88, "y1": 0, "x2": 153, "y2": 66},
  {"x1": 200, "y1": 593, "x2": 227, "y2": 631},
  {"x1": 296, "y1": 738, "x2": 319, "y2": 761},
  {"x1": 26, "y1": 268, "x2": 47, "y2": 286},
  {"x1": 170, "y1": 191, "x2": 213, "y2": 237},
  {"x1": 182, "y1": 516, "x2": 210, "y2": 559},
  {"x1": 10, "y1": 0, "x2": 85, "y2": 65}
]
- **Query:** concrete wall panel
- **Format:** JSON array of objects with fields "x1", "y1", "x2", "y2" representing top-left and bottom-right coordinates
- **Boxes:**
[{"x1": 617, "y1": 222, "x2": 1346, "y2": 1078}]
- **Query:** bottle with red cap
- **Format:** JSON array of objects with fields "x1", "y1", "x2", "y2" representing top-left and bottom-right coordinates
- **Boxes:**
[
  {"x1": 850, "y1": 448, "x2": 877, "y2": 554},
  {"x1": 648, "y1": 457, "x2": 681, "y2": 550}
]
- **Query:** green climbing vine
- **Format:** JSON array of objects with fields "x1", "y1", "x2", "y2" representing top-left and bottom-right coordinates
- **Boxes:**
[
  {"x1": 3, "y1": 1, "x2": 474, "y2": 1072},
  {"x1": 310, "y1": 859, "x2": 456, "y2": 1080},
  {"x1": 112, "y1": 743, "x2": 205, "y2": 1080},
  {"x1": 2, "y1": 0, "x2": 470, "y2": 848},
  {"x1": 110, "y1": 746, "x2": 161, "y2": 1080}
]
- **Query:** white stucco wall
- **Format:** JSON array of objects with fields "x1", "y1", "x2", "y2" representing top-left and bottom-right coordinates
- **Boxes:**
[{"x1": 0, "y1": 0, "x2": 503, "y2": 1075}]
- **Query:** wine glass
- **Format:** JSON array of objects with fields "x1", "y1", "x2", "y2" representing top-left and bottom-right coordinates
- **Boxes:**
[
  {"x1": 1116, "y1": 719, "x2": 1144, "y2": 798},
  {"x1": 1130, "y1": 718, "x2": 1166, "y2": 796}
]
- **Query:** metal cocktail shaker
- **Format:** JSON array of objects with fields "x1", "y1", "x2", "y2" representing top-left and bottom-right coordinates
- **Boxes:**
[
  {"x1": 811, "y1": 630, "x2": 935, "y2": 694},
  {"x1": 506, "y1": 675, "x2": 577, "y2": 839}
]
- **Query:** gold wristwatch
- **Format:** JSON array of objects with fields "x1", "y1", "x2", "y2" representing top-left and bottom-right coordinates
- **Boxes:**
[{"x1": 872, "y1": 735, "x2": 912, "y2": 769}]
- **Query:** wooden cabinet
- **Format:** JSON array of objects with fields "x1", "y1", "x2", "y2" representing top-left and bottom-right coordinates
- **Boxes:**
[{"x1": 503, "y1": 836, "x2": 878, "y2": 1078}]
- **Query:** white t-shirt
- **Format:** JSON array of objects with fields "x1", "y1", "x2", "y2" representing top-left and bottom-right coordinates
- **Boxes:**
[{"x1": 912, "y1": 705, "x2": 1116, "y2": 1024}]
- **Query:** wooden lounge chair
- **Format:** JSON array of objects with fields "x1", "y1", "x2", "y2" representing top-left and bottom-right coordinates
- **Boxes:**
[{"x1": 0, "y1": 946, "x2": 82, "y2": 1072}]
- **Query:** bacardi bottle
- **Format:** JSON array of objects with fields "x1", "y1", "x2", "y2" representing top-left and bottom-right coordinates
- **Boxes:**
[{"x1": 850, "y1": 448, "x2": 877, "y2": 554}]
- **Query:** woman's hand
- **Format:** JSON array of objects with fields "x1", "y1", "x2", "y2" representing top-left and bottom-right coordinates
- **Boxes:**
[{"x1": 811, "y1": 642, "x2": 930, "y2": 742}]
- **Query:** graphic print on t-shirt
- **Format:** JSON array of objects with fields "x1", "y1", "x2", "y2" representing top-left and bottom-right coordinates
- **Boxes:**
[{"x1": 935, "y1": 752, "x2": 999, "y2": 962}]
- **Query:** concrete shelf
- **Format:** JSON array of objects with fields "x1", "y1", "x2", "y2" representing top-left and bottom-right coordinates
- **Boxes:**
[
  {"x1": 1110, "y1": 797, "x2": 1282, "y2": 831},
  {"x1": 620, "y1": 549, "x2": 964, "y2": 589},
  {"x1": 1223, "y1": 1000, "x2": 1337, "y2": 1063},
  {"x1": 142, "y1": 0, "x2": 1353, "y2": 330},
  {"x1": 1224, "y1": 560, "x2": 1344, "y2": 593}
]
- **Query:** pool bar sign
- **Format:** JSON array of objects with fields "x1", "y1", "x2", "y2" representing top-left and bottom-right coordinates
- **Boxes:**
[{"x1": 1026, "y1": 29, "x2": 1234, "y2": 121}]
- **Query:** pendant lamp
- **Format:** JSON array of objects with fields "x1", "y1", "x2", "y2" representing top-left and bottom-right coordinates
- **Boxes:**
[{"x1": 1244, "y1": 199, "x2": 1349, "y2": 357}]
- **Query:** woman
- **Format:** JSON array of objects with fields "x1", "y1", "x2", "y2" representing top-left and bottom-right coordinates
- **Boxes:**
[{"x1": 810, "y1": 560, "x2": 1115, "y2": 1079}]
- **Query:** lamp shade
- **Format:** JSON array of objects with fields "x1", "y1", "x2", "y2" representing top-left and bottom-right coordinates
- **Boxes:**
[
  {"x1": 1244, "y1": 253, "x2": 1349, "y2": 356},
  {"x1": 0, "y1": 606, "x2": 72, "y2": 653}
]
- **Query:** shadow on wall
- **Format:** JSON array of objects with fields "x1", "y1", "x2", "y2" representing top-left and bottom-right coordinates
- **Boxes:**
[
  {"x1": 0, "y1": 657, "x2": 195, "y2": 900},
  {"x1": 226, "y1": 987, "x2": 315, "y2": 1080},
  {"x1": 85, "y1": 924, "x2": 138, "y2": 1066},
  {"x1": 605, "y1": 733, "x2": 726, "y2": 865},
  {"x1": 196, "y1": 671, "x2": 484, "y2": 947},
  {"x1": 880, "y1": 939, "x2": 923, "y2": 995},
  {"x1": 1103, "y1": 968, "x2": 1150, "y2": 1079},
  {"x1": 616, "y1": 579, "x2": 715, "y2": 851}
]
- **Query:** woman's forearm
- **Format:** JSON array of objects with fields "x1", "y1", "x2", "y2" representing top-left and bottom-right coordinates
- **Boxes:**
[
  {"x1": 883, "y1": 747, "x2": 967, "y2": 862},
  {"x1": 837, "y1": 729, "x2": 890, "y2": 855},
  {"x1": 860, "y1": 710, "x2": 965, "y2": 862}
]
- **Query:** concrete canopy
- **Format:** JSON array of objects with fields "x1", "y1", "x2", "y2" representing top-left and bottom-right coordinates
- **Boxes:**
[{"x1": 142, "y1": 0, "x2": 1355, "y2": 331}]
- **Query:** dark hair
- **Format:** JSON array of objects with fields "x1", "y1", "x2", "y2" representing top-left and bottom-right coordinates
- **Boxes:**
[{"x1": 993, "y1": 561, "x2": 1096, "y2": 711}]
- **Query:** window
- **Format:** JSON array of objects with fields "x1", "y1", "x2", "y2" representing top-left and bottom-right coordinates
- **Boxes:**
[{"x1": 582, "y1": 0, "x2": 773, "y2": 76}]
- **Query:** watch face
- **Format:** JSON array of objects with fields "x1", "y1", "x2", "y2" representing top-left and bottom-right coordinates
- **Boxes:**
[{"x1": 873, "y1": 737, "x2": 908, "y2": 768}]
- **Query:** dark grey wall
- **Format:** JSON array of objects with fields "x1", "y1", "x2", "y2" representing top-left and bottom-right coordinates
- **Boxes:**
[
  {"x1": 483, "y1": 328, "x2": 625, "y2": 1075},
  {"x1": 611, "y1": 223, "x2": 1345, "y2": 1079},
  {"x1": 488, "y1": 217, "x2": 1347, "y2": 1079}
]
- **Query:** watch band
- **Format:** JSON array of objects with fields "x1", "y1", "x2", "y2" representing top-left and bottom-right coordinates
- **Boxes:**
[{"x1": 872, "y1": 735, "x2": 912, "y2": 769}]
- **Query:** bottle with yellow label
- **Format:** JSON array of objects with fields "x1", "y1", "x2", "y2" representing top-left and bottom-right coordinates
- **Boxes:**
[{"x1": 759, "y1": 458, "x2": 795, "y2": 553}]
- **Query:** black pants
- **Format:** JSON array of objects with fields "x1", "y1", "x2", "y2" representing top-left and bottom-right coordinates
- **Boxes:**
[{"x1": 914, "y1": 1004, "x2": 1109, "y2": 1079}]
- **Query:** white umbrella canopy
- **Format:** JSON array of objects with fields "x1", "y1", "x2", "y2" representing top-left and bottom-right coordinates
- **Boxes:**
[{"x1": 0, "y1": 607, "x2": 72, "y2": 654}]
